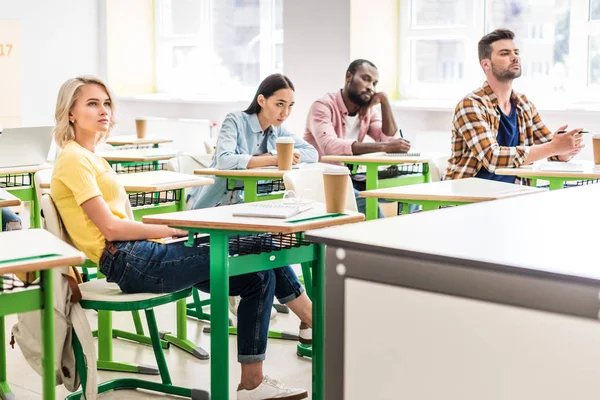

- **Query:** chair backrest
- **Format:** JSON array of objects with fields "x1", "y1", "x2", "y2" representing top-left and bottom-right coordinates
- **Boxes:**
[
  {"x1": 167, "y1": 154, "x2": 213, "y2": 174},
  {"x1": 40, "y1": 193, "x2": 74, "y2": 246},
  {"x1": 34, "y1": 169, "x2": 53, "y2": 209},
  {"x1": 283, "y1": 168, "x2": 358, "y2": 212},
  {"x1": 204, "y1": 138, "x2": 217, "y2": 154},
  {"x1": 428, "y1": 155, "x2": 450, "y2": 182}
]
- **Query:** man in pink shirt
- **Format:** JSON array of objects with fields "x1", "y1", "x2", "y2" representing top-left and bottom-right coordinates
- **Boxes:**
[{"x1": 304, "y1": 59, "x2": 412, "y2": 217}]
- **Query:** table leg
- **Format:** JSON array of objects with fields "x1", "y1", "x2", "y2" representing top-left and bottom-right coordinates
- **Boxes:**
[
  {"x1": 243, "y1": 179, "x2": 258, "y2": 203},
  {"x1": 365, "y1": 165, "x2": 379, "y2": 221},
  {"x1": 41, "y1": 269, "x2": 56, "y2": 400},
  {"x1": 32, "y1": 182, "x2": 41, "y2": 228},
  {"x1": 548, "y1": 179, "x2": 565, "y2": 190},
  {"x1": 312, "y1": 244, "x2": 325, "y2": 400},
  {"x1": 210, "y1": 232, "x2": 230, "y2": 400},
  {"x1": 176, "y1": 189, "x2": 185, "y2": 212}
]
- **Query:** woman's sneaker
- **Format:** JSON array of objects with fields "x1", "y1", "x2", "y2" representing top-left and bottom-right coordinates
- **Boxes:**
[
  {"x1": 230, "y1": 296, "x2": 277, "y2": 320},
  {"x1": 237, "y1": 376, "x2": 307, "y2": 400},
  {"x1": 299, "y1": 322, "x2": 312, "y2": 345}
]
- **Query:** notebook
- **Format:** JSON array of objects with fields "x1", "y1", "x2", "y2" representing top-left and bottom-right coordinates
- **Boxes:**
[
  {"x1": 539, "y1": 162, "x2": 585, "y2": 172},
  {"x1": 232, "y1": 202, "x2": 313, "y2": 219}
]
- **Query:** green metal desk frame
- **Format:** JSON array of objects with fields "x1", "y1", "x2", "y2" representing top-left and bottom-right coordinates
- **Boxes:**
[
  {"x1": 177, "y1": 228, "x2": 326, "y2": 400},
  {"x1": 0, "y1": 269, "x2": 54, "y2": 399},
  {"x1": 1, "y1": 172, "x2": 42, "y2": 228}
]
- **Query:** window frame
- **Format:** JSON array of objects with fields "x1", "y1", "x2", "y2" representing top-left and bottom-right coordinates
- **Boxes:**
[
  {"x1": 398, "y1": 0, "x2": 599, "y2": 103},
  {"x1": 154, "y1": 0, "x2": 282, "y2": 97}
]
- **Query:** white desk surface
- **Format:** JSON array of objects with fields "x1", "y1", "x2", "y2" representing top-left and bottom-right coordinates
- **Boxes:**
[
  {"x1": 495, "y1": 160, "x2": 600, "y2": 179},
  {"x1": 106, "y1": 135, "x2": 173, "y2": 146},
  {"x1": 359, "y1": 177, "x2": 545, "y2": 202},
  {"x1": 322, "y1": 152, "x2": 437, "y2": 164},
  {"x1": 114, "y1": 171, "x2": 214, "y2": 192},
  {"x1": 39, "y1": 170, "x2": 214, "y2": 192},
  {"x1": 0, "y1": 229, "x2": 85, "y2": 275},
  {"x1": 98, "y1": 148, "x2": 177, "y2": 162},
  {"x1": 194, "y1": 163, "x2": 326, "y2": 178},
  {"x1": 0, "y1": 189, "x2": 21, "y2": 208},
  {"x1": 143, "y1": 200, "x2": 364, "y2": 234},
  {"x1": 0, "y1": 164, "x2": 53, "y2": 176},
  {"x1": 307, "y1": 183, "x2": 600, "y2": 282}
]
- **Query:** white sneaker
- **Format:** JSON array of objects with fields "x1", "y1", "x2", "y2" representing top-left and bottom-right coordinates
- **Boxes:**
[
  {"x1": 237, "y1": 376, "x2": 308, "y2": 400},
  {"x1": 299, "y1": 323, "x2": 312, "y2": 345},
  {"x1": 229, "y1": 296, "x2": 277, "y2": 320}
]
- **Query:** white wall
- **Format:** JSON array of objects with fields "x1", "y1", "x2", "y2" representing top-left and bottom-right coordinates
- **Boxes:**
[{"x1": 0, "y1": 0, "x2": 101, "y2": 126}]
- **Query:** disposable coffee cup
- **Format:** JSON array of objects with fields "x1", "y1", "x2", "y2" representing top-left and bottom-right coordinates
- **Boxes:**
[
  {"x1": 135, "y1": 118, "x2": 147, "y2": 139},
  {"x1": 323, "y1": 166, "x2": 350, "y2": 214},
  {"x1": 276, "y1": 137, "x2": 295, "y2": 171},
  {"x1": 593, "y1": 134, "x2": 600, "y2": 165}
]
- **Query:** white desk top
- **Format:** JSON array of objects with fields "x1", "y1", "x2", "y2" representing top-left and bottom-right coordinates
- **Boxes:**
[
  {"x1": 194, "y1": 163, "x2": 326, "y2": 178},
  {"x1": 106, "y1": 135, "x2": 173, "y2": 146},
  {"x1": 0, "y1": 229, "x2": 85, "y2": 275},
  {"x1": 0, "y1": 164, "x2": 53, "y2": 175},
  {"x1": 322, "y1": 152, "x2": 438, "y2": 164},
  {"x1": 359, "y1": 177, "x2": 545, "y2": 202},
  {"x1": 0, "y1": 189, "x2": 21, "y2": 208},
  {"x1": 98, "y1": 148, "x2": 177, "y2": 162},
  {"x1": 143, "y1": 200, "x2": 364, "y2": 234},
  {"x1": 39, "y1": 170, "x2": 214, "y2": 192},
  {"x1": 495, "y1": 160, "x2": 600, "y2": 179},
  {"x1": 307, "y1": 183, "x2": 600, "y2": 282}
]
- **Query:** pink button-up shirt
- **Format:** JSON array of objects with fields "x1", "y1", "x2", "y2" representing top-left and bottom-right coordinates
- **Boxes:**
[{"x1": 303, "y1": 90, "x2": 393, "y2": 160}]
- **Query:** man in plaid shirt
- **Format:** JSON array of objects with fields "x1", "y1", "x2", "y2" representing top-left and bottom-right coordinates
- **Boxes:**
[{"x1": 444, "y1": 29, "x2": 584, "y2": 182}]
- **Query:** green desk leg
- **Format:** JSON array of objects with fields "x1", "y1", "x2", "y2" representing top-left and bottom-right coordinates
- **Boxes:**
[
  {"x1": 243, "y1": 179, "x2": 259, "y2": 203},
  {"x1": 210, "y1": 232, "x2": 230, "y2": 400},
  {"x1": 41, "y1": 269, "x2": 56, "y2": 400},
  {"x1": 365, "y1": 165, "x2": 379, "y2": 221},
  {"x1": 31, "y1": 184, "x2": 41, "y2": 229},
  {"x1": 548, "y1": 178, "x2": 565, "y2": 191},
  {"x1": 312, "y1": 244, "x2": 325, "y2": 400}
]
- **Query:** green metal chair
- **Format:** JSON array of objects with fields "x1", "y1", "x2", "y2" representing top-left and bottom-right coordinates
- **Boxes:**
[{"x1": 67, "y1": 279, "x2": 209, "y2": 399}]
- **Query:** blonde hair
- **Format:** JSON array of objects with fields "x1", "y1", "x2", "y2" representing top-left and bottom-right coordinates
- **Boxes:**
[{"x1": 53, "y1": 75, "x2": 117, "y2": 149}]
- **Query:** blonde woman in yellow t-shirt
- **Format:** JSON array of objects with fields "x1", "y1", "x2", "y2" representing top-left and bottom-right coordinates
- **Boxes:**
[{"x1": 50, "y1": 76, "x2": 311, "y2": 400}]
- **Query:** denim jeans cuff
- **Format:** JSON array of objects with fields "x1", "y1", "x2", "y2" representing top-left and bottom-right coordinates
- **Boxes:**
[
  {"x1": 238, "y1": 353, "x2": 266, "y2": 364},
  {"x1": 278, "y1": 285, "x2": 305, "y2": 304}
]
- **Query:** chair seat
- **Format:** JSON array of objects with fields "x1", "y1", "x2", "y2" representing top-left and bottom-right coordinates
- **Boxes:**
[{"x1": 79, "y1": 279, "x2": 192, "y2": 312}]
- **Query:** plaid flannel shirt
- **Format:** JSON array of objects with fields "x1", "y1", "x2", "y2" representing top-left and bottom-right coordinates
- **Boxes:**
[{"x1": 444, "y1": 81, "x2": 556, "y2": 180}]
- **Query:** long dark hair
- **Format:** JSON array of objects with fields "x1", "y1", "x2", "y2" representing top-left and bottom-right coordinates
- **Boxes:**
[{"x1": 244, "y1": 73, "x2": 295, "y2": 114}]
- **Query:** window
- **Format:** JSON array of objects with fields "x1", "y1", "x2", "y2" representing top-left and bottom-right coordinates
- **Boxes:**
[
  {"x1": 155, "y1": 0, "x2": 283, "y2": 99},
  {"x1": 399, "y1": 0, "x2": 600, "y2": 102}
]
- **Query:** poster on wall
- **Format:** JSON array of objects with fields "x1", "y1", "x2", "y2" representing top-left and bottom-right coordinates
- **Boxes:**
[{"x1": 0, "y1": 20, "x2": 21, "y2": 129}]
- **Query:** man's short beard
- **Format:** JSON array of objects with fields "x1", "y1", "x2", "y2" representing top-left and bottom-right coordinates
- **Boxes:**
[
  {"x1": 492, "y1": 64, "x2": 522, "y2": 82},
  {"x1": 347, "y1": 89, "x2": 370, "y2": 106}
]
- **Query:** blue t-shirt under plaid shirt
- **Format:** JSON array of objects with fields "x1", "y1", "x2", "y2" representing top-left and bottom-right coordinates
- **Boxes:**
[{"x1": 475, "y1": 101, "x2": 519, "y2": 183}]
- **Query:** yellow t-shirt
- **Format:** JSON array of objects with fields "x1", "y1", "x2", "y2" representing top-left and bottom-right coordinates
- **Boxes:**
[{"x1": 51, "y1": 141, "x2": 129, "y2": 263}]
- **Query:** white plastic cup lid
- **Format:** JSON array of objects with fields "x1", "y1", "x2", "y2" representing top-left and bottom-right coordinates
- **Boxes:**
[
  {"x1": 323, "y1": 166, "x2": 350, "y2": 175},
  {"x1": 276, "y1": 136, "x2": 295, "y2": 144}
]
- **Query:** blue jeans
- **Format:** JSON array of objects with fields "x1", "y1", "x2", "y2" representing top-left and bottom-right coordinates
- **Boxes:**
[
  {"x1": 99, "y1": 238, "x2": 304, "y2": 364},
  {"x1": 1, "y1": 208, "x2": 22, "y2": 231}
]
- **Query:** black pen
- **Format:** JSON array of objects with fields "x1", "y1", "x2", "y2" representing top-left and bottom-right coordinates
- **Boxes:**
[{"x1": 557, "y1": 130, "x2": 589, "y2": 134}]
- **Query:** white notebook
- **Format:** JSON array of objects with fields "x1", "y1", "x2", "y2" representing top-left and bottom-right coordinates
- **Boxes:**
[
  {"x1": 233, "y1": 202, "x2": 313, "y2": 219},
  {"x1": 539, "y1": 162, "x2": 585, "y2": 172}
]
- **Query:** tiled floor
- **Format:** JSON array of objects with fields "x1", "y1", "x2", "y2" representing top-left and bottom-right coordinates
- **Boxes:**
[{"x1": 5, "y1": 298, "x2": 312, "y2": 399}]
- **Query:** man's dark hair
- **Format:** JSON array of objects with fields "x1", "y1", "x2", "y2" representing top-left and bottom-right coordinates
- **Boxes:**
[
  {"x1": 478, "y1": 29, "x2": 515, "y2": 61},
  {"x1": 346, "y1": 59, "x2": 377, "y2": 76},
  {"x1": 244, "y1": 73, "x2": 295, "y2": 114}
]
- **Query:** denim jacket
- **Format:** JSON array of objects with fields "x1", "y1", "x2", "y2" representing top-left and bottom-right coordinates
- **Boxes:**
[{"x1": 188, "y1": 111, "x2": 318, "y2": 209}]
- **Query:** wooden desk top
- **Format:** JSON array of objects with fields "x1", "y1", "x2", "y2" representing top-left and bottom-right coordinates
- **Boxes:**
[
  {"x1": 98, "y1": 148, "x2": 177, "y2": 162},
  {"x1": 307, "y1": 183, "x2": 600, "y2": 281},
  {"x1": 143, "y1": 200, "x2": 364, "y2": 234},
  {"x1": 0, "y1": 164, "x2": 53, "y2": 175},
  {"x1": 0, "y1": 189, "x2": 21, "y2": 208},
  {"x1": 322, "y1": 152, "x2": 437, "y2": 164},
  {"x1": 495, "y1": 160, "x2": 600, "y2": 179},
  {"x1": 106, "y1": 135, "x2": 173, "y2": 146},
  {"x1": 194, "y1": 165, "x2": 320, "y2": 178},
  {"x1": 359, "y1": 177, "x2": 545, "y2": 202},
  {"x1": 116, "y1": 171, "x2": 214, "y2": 192},
  {"x1": 0, "y1": 229, "x2": 85, "y2": 275},
  {"x1": 40, "y1": 170, "x2": 214, "y2": 192}
]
